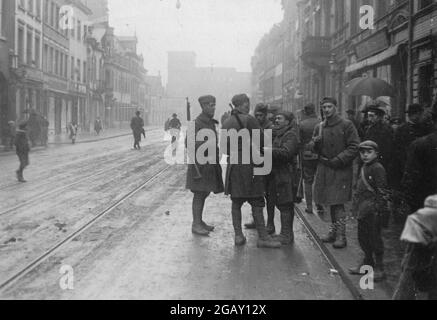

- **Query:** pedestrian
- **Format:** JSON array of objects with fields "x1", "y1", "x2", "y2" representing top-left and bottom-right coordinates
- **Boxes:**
[
  {"x1": 15, "y1": 121, "x2": 30, "y2": 183},
  {"x1": 245, "y1": 103, "x2": 275, "y2": 232},
  {"x1": 267, "y1": 111, "x2": 300, "y2": 245},
  {"x1": 130, "y1": 111, "x2": 144, "y2": 150},
  {"x1": 7, "y1": 121, "x2": 16, "y2": 151},
  {"x1": 94, "y1": 117, "x2": 103, "y2": 136},
  {"x1": 186, "y1": 95, "x2": 224, "y2": 236},
  {"x1": 401, "y1": 102, "x2": 437, "y2": 214},
  {"x1": 313, "y1": 97, "x2": 360, "y2": 249},
  {"x1": 392, "y1": 103, "x2": 434, "y2": 223},
  {"x1": 222, "y1": 94, "x2": 281, "y2": 248},
  {"x1": 300, "y1": 103, "x2": 324, "y2": 215},
  {"x1": 393, "y1": 194, "x2": 437, "y2": 300},
  {"x1": 68, "y1": 122, "x2": 78, "y2": 144},
  {"x1": 364, "y1": 103, "x2": 394, "y2": 174},
  {"x1": 168, "y1": 113, "x2": 182, "y2": 155},
  {"x1": 348, "y1": 141, "x2": 389, "y2": 282}
]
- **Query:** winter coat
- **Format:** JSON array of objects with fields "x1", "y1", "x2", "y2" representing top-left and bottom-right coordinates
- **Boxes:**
[
  {"x1": 186, "y1": 113, "x2": 224, "y2": 194},
  {"x1": 364, "y1": 121, "x2": 394, "y2": 173},
  {"x1": 222, "y1": 110, "x2": 265, "y2": 199},
  {"x1": 392, "y1": 121, "x2": 434, "y2": 188},
  {"x1": 15, "y1": 130, "x2": 30, "y2": 155},
  {"x1": 300, "y1": 115, "x2": 320, "y2": 161},
  {"x1": 267, "y1": 125, "x2": 300, "y2": 206},
  {"x1": 130, "y1": 116, "x2": 144, "y2": 134},
  {"x1": 313, "y1": 114, "x2": 360, "y2": 206},
  {"x1": 401, "y1": 131, "x2": 437, "y2": 212}
]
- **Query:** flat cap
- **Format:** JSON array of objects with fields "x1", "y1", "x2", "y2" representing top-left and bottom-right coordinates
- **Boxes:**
[
  {"x1": 405, "y1": 103, "x2": 424, "y2": 115},
  {"x1": 255, "y1": 103, "x2": 268, "y2": 114},
  {"x1": 359, "y1": 140, "x2": 379, "y2": 151},
  {"x1": 367, "y1": 105, "x2": 386, "y2": 116},
  {"x1": 424, "y1": 195, "x2": 437, "y2": 209},
  {"x1": 198, "y1": 95, "x2": 216, "y2": 105},
  {"x1": 321, "y1": 97, "x2": 337, "y2": 106},
  {"x1": 232, "y1": 94, "x2": 250, "y2": 107},
  {"x1": 304, "y1": 103, "x2": 316, "y2": 115},
  {"x1": 277, "y1": 111, "x2": 295, "y2": 123}
]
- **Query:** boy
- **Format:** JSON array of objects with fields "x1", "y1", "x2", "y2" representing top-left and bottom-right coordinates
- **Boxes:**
[
  {"x1": 349, "y1": 140, "x2": 389, "y2": 282},
  {"x1": 15, "y1": 121, "x2": 30, "y2": 183}
]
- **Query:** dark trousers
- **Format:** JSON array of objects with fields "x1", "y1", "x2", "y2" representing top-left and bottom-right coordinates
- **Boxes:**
[
  {"x1": 17, "y1": 152, "x2": 29, "y2": 175},
  {"x1": 358, "y1": 214, "x2": 384, "y2": 265},
  {"x1": 232, "y1": 197, "x2": 266, "y2": 209},
  {"x1": 133, "y1": 131, "x2": 141, "y2": 149},
  {"x1": 192, "y1": 192, "x2": 210, "y2": 225}
]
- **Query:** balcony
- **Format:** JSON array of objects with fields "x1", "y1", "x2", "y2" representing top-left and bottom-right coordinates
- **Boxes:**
[{"x1": 301, "y1": 36, "x2": 331, "y2": 69}]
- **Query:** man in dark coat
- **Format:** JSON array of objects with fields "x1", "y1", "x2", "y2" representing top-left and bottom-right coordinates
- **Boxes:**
[
  {"x1": 268, "y1": 111, "x2": 300, "y2": 245},
  {"x1": 186, "y1": 95, "x2": 224, "y2": 236},
  {"x1": 401, "y1": 103, "x2": 437, "y2": 213},
  {"x1": 244, "y1": 103, "x2": 275, "y2": 232},
  {"x1": 222, "y1": 94, "x2": 281, "y2": 248},
  {"x1": 130, "y1": 111, "x2": 144, "y2": 150},
  {"x1": 15, "y1": 121, "x2": 30, "y2": 183},
  {"x1": 313, "y1": 97, "x2": 360, "y2": 249},
  {"x1": 300, "y1": 103, "x2": 323, "y2": 215},
  {"x1": 364, "y1": 104, "x2": 394, "y2": 174}
]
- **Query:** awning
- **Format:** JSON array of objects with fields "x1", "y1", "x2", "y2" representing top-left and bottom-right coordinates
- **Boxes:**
[{"x1": 345, "y1": 44, "x2": 401, "y2": 74}]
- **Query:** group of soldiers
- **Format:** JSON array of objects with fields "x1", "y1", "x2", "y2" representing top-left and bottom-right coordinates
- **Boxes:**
[{"x1": 185, "y1": 93, "x2": 437, "y2": 297}]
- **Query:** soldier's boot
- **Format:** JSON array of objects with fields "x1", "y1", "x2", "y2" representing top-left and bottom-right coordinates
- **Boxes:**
[
  {"x1": 349, "y1": 255, "x2": 374, "y2": 275},
  {"x1": 273, "y1": 209, "x2": 295, "y2": 245},
  {"x1": 374, "y1": 254, "x2": 386, "y2": 283},
  {"x1": 304, "y1": 182, "x2": 314, "y2": 214},
  {"x1": 232, "y1": 206, "x2": 246, "y2": 246},
  {"x1": 321, "y1": 224, "x2": 337, "y2": 243},
  {"x1": 333, "y1": 218, "x2": 347, "y2": 249},
  {"x1": 244, "y1": 220, "x2": 256, "y2": 230},
  {"x1": 192, "y1": 200, "x2": 209, "y2": 237},
  {"x1": 266, "y1": 204, "x2": 276, "y2": 235},
  {"x1": 17, "y1": 170, "x2": 26, "y2": 183},
  {"x1": 252, "y1": 207, "x2": 281, "y2": 249}
]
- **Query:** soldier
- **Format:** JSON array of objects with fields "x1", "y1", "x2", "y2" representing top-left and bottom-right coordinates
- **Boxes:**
[
  {"x1": 364, "y1": 103, "x2": 394, "y2": 174},
  {"x1": 130, "y1": 111, "x2": 144, "y2": 150},
  {"x1": 268, "y1": 111, "x2": 300, "y2": 244},
  {"x1": 222, "y1": 94, "x2": 281, "y2": 248},
  {"x1": 313, "y1": 97, "x2": 360, "y2": 249},
  {"x1": 15, "y1": 121, "x2": 30, "y2": 183},
  {"x1": 186, "y1": 95, "x2": 224, "y2": 236},
  {"x1": 168, "y1": 113, "x2": 182, "y2": 155},
  {"x1": 300, "y1": 103, "x2": 323, "y2": 215},
  {"x1": 245, "y1": 103, "x2": 275, "y2": 233},
  {"x1": 401, "y1": 102, "x2": 437, "y2": 213}
]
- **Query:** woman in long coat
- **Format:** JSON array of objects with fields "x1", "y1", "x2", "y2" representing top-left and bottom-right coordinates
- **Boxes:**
[{"x1": 313, "y1": 97, "x2": 360, "y2": 249}]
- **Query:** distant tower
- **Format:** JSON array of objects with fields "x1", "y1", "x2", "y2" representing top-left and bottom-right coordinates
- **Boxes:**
[{"x1": 83, "y1": 0, "x2": 109, "y2": 24}]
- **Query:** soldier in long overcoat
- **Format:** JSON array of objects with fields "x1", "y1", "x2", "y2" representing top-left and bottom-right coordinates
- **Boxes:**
[
  {"x1": 186, "y1": 95, "x2": 224, "y2": 236},
  {"x1": 222, "y1": 94, "x2": 280, "y2": 249},
  {"x1": 268, "y1": 111, "x2": 300, "y2": 245},
  {"x1": 130, "y1": 111, "x2": 144, "y2": 150},
  {"x1": 313, "y1": 97, "x2": 360, "y2": 249}
]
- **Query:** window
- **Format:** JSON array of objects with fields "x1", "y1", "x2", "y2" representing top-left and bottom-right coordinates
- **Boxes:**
[
  {"x1": 54, "y1": 50, "x2": 58, "y2": 74},
  {"x1": 55, "y1": 5, "x2": 59, "y2": 31},
  {"x1": 77, "y1": 20, "x2": 81, "y2": 41},
  {"x1": 71, "y1": 18, "x2": 75, "y2": 38},
  {"x1": 418, "y1": 65, "x2": 434, "y2": 108},
  {"x1": 35, "y1": 35, "x2": 40, "y2": 68},
  {"x1": 36, "y1": 0, "x2": 41, "y2": 18},
  {"x1": 77, "y1": 58, "x2": 81, "y2": 82},
  {"x1": 83, "y1": 61, "x2": 86, "y2": 83},
  {"x1": 43, "y1": 0, "x2": 49, "y2": 24},
  {"x1": 71, "y1": 56, "x2": 74, "y2": 80},
  {"x1": 60, "y1": 53, "x2": 63, "y2": 77},
  {"x1": 50, "y1": 2, "x2": 54, "y2": 26},
  {"x1": 27, "y1": 0, "x2": 33, "y2": 15},
  {"x1": 18, "y1": 27, "x2": 25, "y2": 65},
  {"x1": 49, "y1": 47, "x2": 53, "y2": 73},
  {"x1": 26, "y1": 30, "x2": 33, "y2": 65}
]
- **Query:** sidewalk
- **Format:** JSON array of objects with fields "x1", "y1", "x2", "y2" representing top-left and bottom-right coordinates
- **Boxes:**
[
  {"x1": 0, "y1": 127, "x2": 158, "y2": 155},
  {"x1": 295, "y1": 201, "x2": 405, "y2": 300}
]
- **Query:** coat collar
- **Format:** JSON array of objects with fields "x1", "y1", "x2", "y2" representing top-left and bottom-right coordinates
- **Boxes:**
[
  {"x1": 197, "y1": 112, "x2": 218, "y2": 126},
  {"x1": 324, "y1": 114, "x2": 342, "y2": 127}
]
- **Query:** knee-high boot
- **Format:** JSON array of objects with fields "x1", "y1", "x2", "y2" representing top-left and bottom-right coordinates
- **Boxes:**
[
  {"x1": 192, "y1": 194, "x2": 209, "y2": 236},
  {"x1": 304, "y1": 182, "x2": 314, "y2": 214},
  {"x1": 252, "y1": 207, "x2": 281, "y2": 249},
  {"x1": 232, "y1": 202, "x2": 246, "y2": 246},
  {"x1": 273, "y1": 207, "x2": 295, "y2": 245}
]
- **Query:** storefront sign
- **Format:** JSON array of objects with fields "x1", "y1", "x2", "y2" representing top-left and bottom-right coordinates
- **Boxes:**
[{"x1": 355, "y1": 29, "x2": 389, "y2": 60}]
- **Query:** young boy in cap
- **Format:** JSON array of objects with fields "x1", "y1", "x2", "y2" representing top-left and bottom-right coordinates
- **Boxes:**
[
  {"x1": 15, "y1": 121, "x2": 30, "y2": 183},
  {"x1": 349, "y1": 140, "x2": 389, "y2": 282}
]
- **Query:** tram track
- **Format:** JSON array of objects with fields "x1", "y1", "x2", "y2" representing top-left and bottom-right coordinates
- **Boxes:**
[{"x1": 0, "y1": 164, "x2": 172, "y2": 292}]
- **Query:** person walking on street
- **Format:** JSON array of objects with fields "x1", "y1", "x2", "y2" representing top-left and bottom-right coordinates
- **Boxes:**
[
  {"x1": 94, "y1": 117, "x2": 103, "y2": 136},
  {"x1": 267, "y1": 111, "x2": 300, "y2": 245},
  {"x1": 186, "y1": 95, "x2": 224, "y2": 236},
  {"x1": 68, "y1": 122, "x2": 78, "y2": 144},
  {"x1": 300, "y1": 103, "x2": 324, "y2": 215},
  {"x1": 245, "y1": 103, "x2": 275, "y2": 232},
  {"x1": 349, "y1": 141, "x2": 390, "y2": 282},
  {"x1": 15, "y1": 121, "x2": 30, "y2": 183},
  {"x1": 130, "y1": 111, "x2": 145, "y2": 150},
  {"x1": 401, "y1": 101, "x2": 437, "y2": 214},
  {"x1": 222, "y1": 94, "x2": 281, "y2": 249},
  {"x1": 168, "y1": 113, "x2": 182, "y2": 155},
  {"x1": 313, "y1": 97, "x2": 360, "y2": 249}
]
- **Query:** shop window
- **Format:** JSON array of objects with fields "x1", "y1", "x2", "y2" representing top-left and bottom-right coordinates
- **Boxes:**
[{"x1": 418, "y1": 64, "x2": 433, "y2": 108}]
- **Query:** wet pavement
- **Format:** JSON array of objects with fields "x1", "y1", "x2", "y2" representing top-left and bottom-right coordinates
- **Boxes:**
[{"x1": 0, "y1": 131, "x2": 355, "y2": 300}]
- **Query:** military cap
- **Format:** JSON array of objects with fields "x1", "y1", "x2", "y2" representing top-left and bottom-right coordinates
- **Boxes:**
[
  {"x1": 424, "y1": 195, "x2": 437, "y2": 209},
  {"x1": 359, "y1": 140, "x2": 379, "y2": 151},
  {"x1": 405, "y1": 103, "x2": 424, "y2": 115},
  {"x1": 321, "y1": 97, "x2": 337, "y2": 106},
  {"x1": 232, "y1": 94, "x2": 250, "y2": 107},
  {"x1": 198, "y1": 95, "x2": 216, "y2": 106},
  {"x1": 277, "y1": 111, "x2": 295, "y2": 123},
  {"x1": 254, "y1": 103, "x2": 268, "y2": 114},
  {"x1": 367, "y1": 105, "x2": 386, "y2": 116}
]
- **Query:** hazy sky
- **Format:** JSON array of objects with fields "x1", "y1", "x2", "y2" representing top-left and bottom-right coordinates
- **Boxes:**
[{"x1": 108, "y1": 0, "x2": 283, "y2": 84}]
